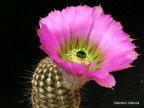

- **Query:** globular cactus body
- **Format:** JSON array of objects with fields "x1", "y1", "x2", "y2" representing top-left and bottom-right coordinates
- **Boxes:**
[{"x1": 31, "y1": 57, "x2": 87, "y2": 108}]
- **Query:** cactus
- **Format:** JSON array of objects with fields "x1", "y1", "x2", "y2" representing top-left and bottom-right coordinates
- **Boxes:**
[
  {"x1": 31, "y1": 4, "x2": 138, "y2": 108},
  {"x1": 31, "y1": 57, "x2": 88, "y2": 108}
]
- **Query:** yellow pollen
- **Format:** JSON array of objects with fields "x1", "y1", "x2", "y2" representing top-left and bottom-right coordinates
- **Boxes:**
[
  {"x1": 66, "y1": 49, "x2": 92, "y2": 65},
  {"x1": 70, "y1": 55, "x2": 89, "y2": 65}
]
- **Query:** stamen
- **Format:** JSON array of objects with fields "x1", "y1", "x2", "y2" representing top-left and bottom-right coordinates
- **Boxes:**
[{"x1": 66, "y1": 49, "x2": 92, "y2": 65}]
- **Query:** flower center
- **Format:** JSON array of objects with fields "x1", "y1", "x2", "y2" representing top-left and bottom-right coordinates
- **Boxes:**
[
  {"x1": 59, "y1": 38, "x2": 104, "y2": 70},
  {"x1": 66, "y1": 48, "x2": 93, "y2": 65},
  {"x1": 76, "y1": 51, "x2": 87, "y2": 59}
]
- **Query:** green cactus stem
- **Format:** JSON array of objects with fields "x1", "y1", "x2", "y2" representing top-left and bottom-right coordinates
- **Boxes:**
[{"x1": 31, "y1": 57, "x2": 88, "y2": 108}]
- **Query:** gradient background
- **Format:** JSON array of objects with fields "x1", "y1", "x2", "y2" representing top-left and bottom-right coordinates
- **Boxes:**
[{"x1": 0, "y1": 0, "x2": 144, "y2": 108}]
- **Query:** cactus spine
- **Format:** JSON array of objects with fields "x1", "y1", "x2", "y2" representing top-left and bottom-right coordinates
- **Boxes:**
[{"x1": 31, "y1": 57, "x2": 88, "y2": 108}]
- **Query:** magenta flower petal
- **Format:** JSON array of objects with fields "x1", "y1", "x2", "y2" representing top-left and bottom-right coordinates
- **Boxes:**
[
  {"x1": 65, "y1": 62, "x2": 88, "y2": 75},
  {"x1": 87, "y1": 68, "x2": 109, "y2": 79},
  {"x1": 93, "y1": 74, "x2": 116, "y2": 88},
  {"x1": 38, "y1": 23, "x2": 61, "y2": 56},
  {"x1": 37, "y1": 5, "x2": 138, "y2": 88},
  {"x1": 103, "y1": 50, "x2": 138, "y2": 72},
  {"x1": 40, "y1": 11, "x2": 71, "y2": 54},
  {"x1": 62, "y1": 6, "x2": 94, "y2": 49},
  {"x1": 103, "y1": 40, "x2": 137, "y2": 59}
]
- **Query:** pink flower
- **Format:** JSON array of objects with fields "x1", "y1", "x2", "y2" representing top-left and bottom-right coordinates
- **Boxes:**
[{"x1": 37, "y1": 5, "x2": 138, "y2": 88}]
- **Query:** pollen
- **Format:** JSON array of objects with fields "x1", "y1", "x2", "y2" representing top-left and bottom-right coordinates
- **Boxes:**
[
  {"x1": 70, "y1": 55, "x2": 88, "y2": 64},
  {"x1": 66, "y1": 48, "x2": 92, "y2": 65}
]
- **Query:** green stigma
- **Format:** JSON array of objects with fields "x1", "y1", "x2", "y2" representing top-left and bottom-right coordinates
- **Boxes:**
[{"x1": 76, "y1": 51, "x2": 87, "y2": 59}]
